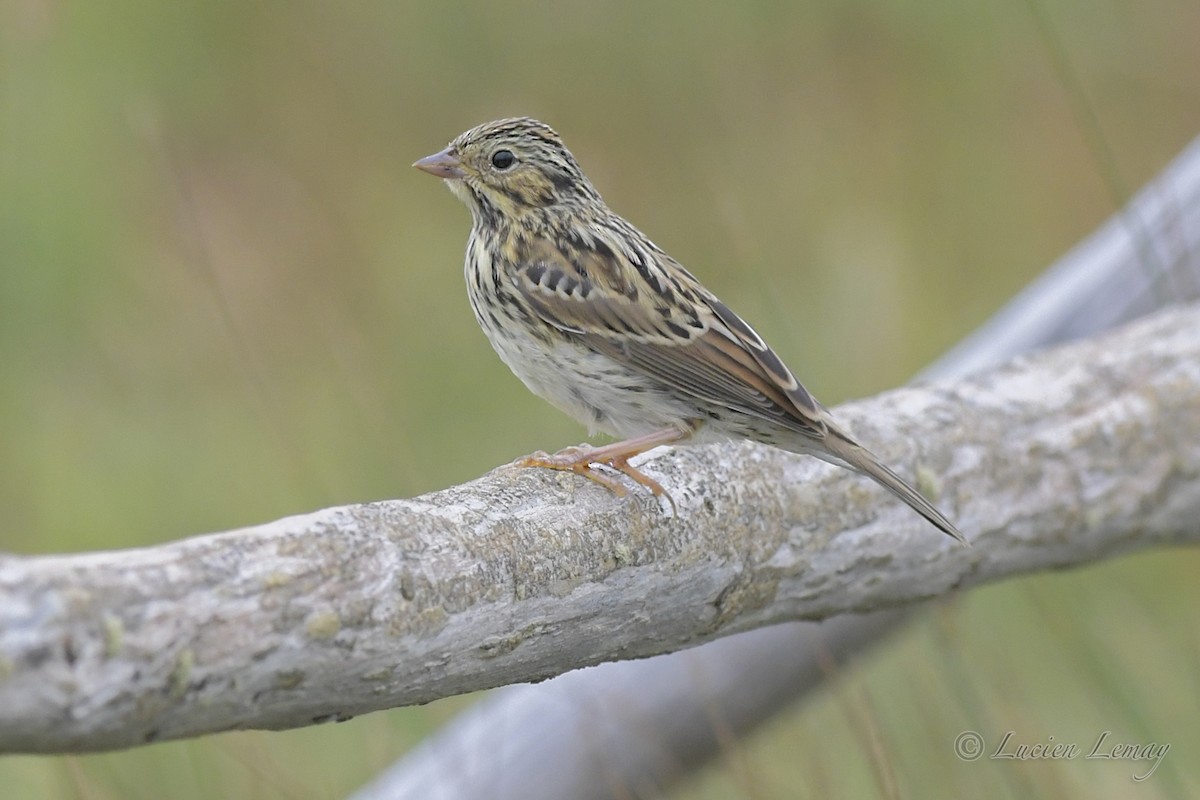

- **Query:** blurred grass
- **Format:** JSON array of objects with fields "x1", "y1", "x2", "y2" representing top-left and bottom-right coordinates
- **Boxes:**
[{"x1": 2, "y1": 0, "x2": 1199, "y2": 797}]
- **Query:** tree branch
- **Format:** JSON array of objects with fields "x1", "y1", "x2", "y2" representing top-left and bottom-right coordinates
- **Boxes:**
[
  {"x1": 2, "y1": 302, "x2": 1199, "y2": 754},
  {"x1": 354, "y1": 137, "x2": 1200, "y2": 800}
]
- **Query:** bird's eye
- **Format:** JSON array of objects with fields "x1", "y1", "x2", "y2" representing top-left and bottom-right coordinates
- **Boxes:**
[{"x1": 491, "y1": 149, "x2": 516, "y2": 170}]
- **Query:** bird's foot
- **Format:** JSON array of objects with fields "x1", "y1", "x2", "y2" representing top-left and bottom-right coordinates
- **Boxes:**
[
  {"x1": 514, "y1": 429, "x2": 690, "y2": 514},
  {"x1": 514, "y1": 446, "x2": 631, "y2": 497}
]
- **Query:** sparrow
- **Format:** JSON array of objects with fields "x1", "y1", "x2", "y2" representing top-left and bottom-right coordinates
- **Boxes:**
[{"x1": 414, "y1": 117, "x2": 964, "y2": 542}]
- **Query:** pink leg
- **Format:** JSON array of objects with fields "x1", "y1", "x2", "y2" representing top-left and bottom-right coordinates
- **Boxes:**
[{"x1": 514, "y1": 426, "x2": 694, "y2": 509}]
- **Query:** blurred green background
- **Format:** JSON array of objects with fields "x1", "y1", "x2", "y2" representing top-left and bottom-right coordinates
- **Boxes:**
[{"x1": 2, "y1": 0, "x2": 1199, "y2": 797}]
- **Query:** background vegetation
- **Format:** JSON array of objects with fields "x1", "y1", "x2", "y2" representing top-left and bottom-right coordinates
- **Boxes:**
[{"x1": 2, "y1": 0, "x2": 1198, "y2": 796}]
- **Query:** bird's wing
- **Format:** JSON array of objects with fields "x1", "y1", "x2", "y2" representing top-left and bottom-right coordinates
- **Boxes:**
[{"x1": 510, "y1": 229, "x2": 828, "y2": 440}]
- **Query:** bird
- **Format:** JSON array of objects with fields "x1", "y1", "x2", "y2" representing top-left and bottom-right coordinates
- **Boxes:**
[{"x1": 413, "y1": 117, "x2": 965, "y2": 543}]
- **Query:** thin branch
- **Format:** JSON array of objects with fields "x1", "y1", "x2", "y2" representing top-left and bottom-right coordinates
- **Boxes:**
[{"x1": 1, "y1": 303, "x2": 1199, "y2": 754}]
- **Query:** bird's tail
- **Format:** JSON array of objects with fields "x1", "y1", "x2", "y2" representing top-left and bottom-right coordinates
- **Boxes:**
[{"x1": 819, "y1": 429, "x2": 967, "y2": 545}]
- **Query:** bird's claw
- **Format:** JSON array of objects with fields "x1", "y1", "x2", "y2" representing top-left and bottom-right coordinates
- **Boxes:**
[{"x1": 514, "y1": 445, "x2": 675, "y2": 512}]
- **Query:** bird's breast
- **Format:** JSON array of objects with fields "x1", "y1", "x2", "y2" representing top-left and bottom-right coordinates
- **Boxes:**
[{"x1": 463, "y1": 238, "x2": 695, "y2": 439}]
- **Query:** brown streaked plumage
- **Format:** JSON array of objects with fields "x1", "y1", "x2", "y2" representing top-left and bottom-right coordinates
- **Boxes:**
[{"x1": 414, "y1": 117, "x2": 965, "y2": 543}]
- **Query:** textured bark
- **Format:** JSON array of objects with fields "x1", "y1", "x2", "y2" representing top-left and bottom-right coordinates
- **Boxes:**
[
  {"x1": 352, "y1": 135, "x2": 1200, "y2": 800},
  {"x1": 1, "y1": 303, "x2": 1199, "y2": 754}
]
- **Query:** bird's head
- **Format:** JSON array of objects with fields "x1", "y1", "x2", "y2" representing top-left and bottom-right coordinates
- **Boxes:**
[{"x1": 413, "y1": 117, "x2": 600, "y2": 223}]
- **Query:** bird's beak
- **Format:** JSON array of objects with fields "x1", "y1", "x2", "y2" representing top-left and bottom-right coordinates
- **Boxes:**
[{"x1": 412, "y1": 147, "x2": 466, "y2": 179}]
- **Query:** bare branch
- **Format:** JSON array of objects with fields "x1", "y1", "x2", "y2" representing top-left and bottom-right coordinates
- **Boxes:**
[
  {"x1": 2, "y1": 302, "x2": 1198, "y2": 754},
  {"x1": 354, "y1": 137, "x2": 1200, "y2": 800}
]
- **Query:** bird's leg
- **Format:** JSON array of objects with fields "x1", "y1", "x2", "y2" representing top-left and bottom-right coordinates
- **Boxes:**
[
  {"x1": 516, "y1": 445, "x2": 632, "y2": 497},
  {"x1": 514, "y1": 426, "x2": 693, "y2": 509}
]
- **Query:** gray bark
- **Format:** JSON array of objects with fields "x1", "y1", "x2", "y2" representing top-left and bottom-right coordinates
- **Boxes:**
[
  {"x1": 2, "y1": 302, "x2": 1199, "y2": 754},
  {"x1": 351, "y1": 136, "x2": 1200, "y2": 800}
]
